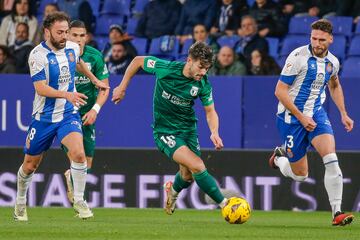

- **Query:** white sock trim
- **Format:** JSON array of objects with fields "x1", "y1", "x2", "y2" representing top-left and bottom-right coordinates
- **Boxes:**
[{"x1": 323, "y1": 153, "x2": 338, "y2": 165}]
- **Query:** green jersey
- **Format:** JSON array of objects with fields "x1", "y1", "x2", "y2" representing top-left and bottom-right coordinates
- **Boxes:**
[
  {"x1": 143, "y1": 56, "x2": 214, "y2": 134},
  {"x1": 75, "y1": 45, "x2": 109, "y2": 116}
]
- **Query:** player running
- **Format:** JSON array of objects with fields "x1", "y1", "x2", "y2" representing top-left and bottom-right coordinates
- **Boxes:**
[
  {"x1": 269, "y1": 19, "x2": 354, "y2": 226},
  {"x1": 63, "y1": 20, "x2": 109, "y2": 203},
  {"x1": 112, "y1": 41, "x2": 229, "y2": 215}
]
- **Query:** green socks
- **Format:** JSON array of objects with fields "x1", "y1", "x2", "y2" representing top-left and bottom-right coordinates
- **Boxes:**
[
  {"x1": 172, "y1": 172, "x2": 192, "y2": 193},
  {"x1": 193, "y1": 169, "x2": 224, "y2": 204}
]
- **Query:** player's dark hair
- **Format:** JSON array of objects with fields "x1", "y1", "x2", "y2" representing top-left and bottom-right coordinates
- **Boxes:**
[
  {"x1": 311, "y1": 19, "x2": 333, "y2": 35},
  {"x1": 188, "y1": 41, "x2": 214, "y2": 67},
  {"x1": 70, "y1": 20, "x2": 86, "y2": 29},
  {"x1": 43, "y1": 11, "x2": 70, "y2": 30}
]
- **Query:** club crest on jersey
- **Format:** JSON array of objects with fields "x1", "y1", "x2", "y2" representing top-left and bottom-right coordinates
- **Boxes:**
[
  {"x1": 326, "y1": 62, "x2": 333, "y2": 74},
  {"x1": 286, "y1": 148, "x2": 294, "y2": 158},
  {"x1": 68, "y1": 52, "x2": 75, "y2": 62},
  {"x1": 190, "y1": 86, "x2": 199, "y2": 96}
]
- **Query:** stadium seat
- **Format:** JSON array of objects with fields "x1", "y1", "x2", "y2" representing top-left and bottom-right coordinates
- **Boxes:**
[
  {"x1": 355, "y1": 22, "x2": 360, "y2": 35},
  {"x1": 95, "y1": 15, "x2": 124, "y2": 36},
  {"x1": 126, "y1": 18, "x2": 138, "y2": 36},
  {"x1": 148, "y1": 36, "x2": 179, "y2": 60},
  {"x1": 131, "y1": 37, "x2": 148, "y2": 55},
  {"x1": 101, "y1": 0, "x2": 131, "y2": 16},
  {"x1": 132, "y1": 0, "x2": 149, "y2": 16},
  {"x1": 217, "y1": 35, "x2": 240, "y2": 48},
  {"x1": 347, "y1": 35, "x2": 360, "y2": 57},
  {"x1": 266, "y1": 37, "x2": 279, "y2": 58},
  {"x1": 279, "y1": 35, "x2": 309, "y2": 56},
  {"x1": 277, "y1": 55, "x2": 287, "y2": 68},
  {"x1": 326, "y1": 16, "x2": 353, "y2": 37},
  {"x1": 340, "y1": 57, "x2": 360, "y2": 77},
  {"x1": 96, "y1": 36, "x2": 109, "y2": 51},
  {"x1": 89, "y1": 0, "x2": 101, "y2": 16},
  {"x1": 329, "y1": 35, "x2": 347, "y2": 62},
  {"x1": 288, "y1": 16, "x2": 319, "y2": 34}
]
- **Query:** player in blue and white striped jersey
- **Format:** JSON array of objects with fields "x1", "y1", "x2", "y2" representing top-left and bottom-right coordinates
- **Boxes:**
[
  {"x1": 269, "y1": 19, "x2": 354, "y2": 226},
  {"x1": 14, "y1": 12, "x2": 109, "y2": 222}
]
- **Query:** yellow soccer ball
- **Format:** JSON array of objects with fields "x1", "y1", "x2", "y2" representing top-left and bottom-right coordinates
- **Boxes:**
[{"x1": 221, "y1": 197, "x2": 251, "y2": 224}]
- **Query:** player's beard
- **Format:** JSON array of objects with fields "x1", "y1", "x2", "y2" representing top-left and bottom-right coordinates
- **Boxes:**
[
  {"x1": 189, "y1": 64, "x2": 204, "y2": 81},
  {"x1": 50, "y1": 34, "x2": 66, "y2": 50},
  {"x1": 312, "y1": 46, "x2": 328, "y2": 58}
]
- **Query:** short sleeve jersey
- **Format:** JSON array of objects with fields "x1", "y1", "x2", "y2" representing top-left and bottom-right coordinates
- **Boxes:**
[
  {"x1": 28, "y1": 41, "x2": 80, "y2": 123},
  {"x1": 143, "y1": 56, "x2": 214, "y2": 134},
  {"x1": 277, "y1": 45, "x2": 339, "y2": 124},
  {"x1": 75, "y1": 45, "x2": 109, "y2": 116}
]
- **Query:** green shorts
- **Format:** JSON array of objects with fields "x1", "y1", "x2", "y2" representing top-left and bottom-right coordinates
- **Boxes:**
[
  {"x1": 154, "y1": 132, "x2": 201, "y2": 160},
  {"x1": 61, "y1": 124, "x2": 96, "y2": 157}
]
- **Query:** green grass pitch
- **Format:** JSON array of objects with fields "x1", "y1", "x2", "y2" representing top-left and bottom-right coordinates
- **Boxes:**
[{"x1": 0, "y1": 207, "x2": 358, "y2": 240}]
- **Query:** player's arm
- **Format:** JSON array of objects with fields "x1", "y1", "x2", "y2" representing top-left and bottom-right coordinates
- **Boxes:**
[
  {"x1": 328, "y1": 75, "x2": 354, "y2": 132},
  {"x1": 82, "y1": 78, "x2": 110, "y2": 126},
  {"x1": 34, "y1": 80, "x2": 88, "y2": 106},
  {"x1": 204, "y1": 104, "x2": 224, "y2": 150},
  {"x1": 275, "y1": 81, "x2": 317, "y2": 131},
  {"x1": 111, "y1": 56, "x2": 146, "y2": 104},
  {"x1": 77, "y1": 59, "x2": 109, "y2": 90}
]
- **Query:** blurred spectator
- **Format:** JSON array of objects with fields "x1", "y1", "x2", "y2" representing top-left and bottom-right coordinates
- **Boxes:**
[
  {"x1": 336, "y1": 0, "x2": 360, "y2": 23},
  {"x1": 34, "y1": 3, "x2": 59, "y2": 44},
  {"x1": 175, "y1": 0, "x2": 217, "y2": 44},
  {"x1": 8, "y1": 22, "x2": 33, "y2": 73},
  {"x1": 208, "y1": 46, "x2": 247, "y2": 76},
  {"x1": 0, "y1": 0, "x2": 38, "y2": 46},
  {"x1": 135, "y1": 0, "x2": 182, "y2": 39},
  {"x1": 249, "y1": 0, "x2": 286, "y2": 37},
  {"x1": 280, "y1": 0, "x2": 337, "y2": 19},
  {"x1": 0, "y1": 45, "x2": 16, "y2": 73},
  {"x1": 102, "y1": 24, "x2": 137, "y2": 62},
  {"x1": 57, "y1": 0, "x2": 95, "y2": 33},
  {"x1": 193, "y1": 24, "x2": 220, "y2": 55},
  {"x1": 0, "y1": 0, "x2": 15, "y2": 20},
  {"x1": 233, "y1": 15, "x2": 268, "y2": 65},
  {"x1": 249, "y1": 49, "x2": 280, "y2": 75},
  {"x1": 210, "y1": 0, "x2": 248, "y2": 37},
  {"x1": 106, "y1": 41, "x2": 134, "y2": 75}
]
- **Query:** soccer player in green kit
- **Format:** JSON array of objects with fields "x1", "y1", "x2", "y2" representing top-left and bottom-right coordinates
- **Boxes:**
[
  {"x1": 64, "y1": 20, "x2": 110, "y2": 203},
  {"x1": 112, "y1": 41, "x2": 228, "y2": 215}
]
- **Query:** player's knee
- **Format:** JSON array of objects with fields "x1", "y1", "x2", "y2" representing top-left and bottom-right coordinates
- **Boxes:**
[
  {"x1": 23, "y1": 159, "x2": 39, "y2": 173},
  {"x1": 69, "y1": 149, "x2": 86, "y2": 163},
  {"x1": 182, "y1": 173, "x2": 194, "y2": 182},
  {"x1": 189, "y1": 162, "x2": 206, "y2": 174}
]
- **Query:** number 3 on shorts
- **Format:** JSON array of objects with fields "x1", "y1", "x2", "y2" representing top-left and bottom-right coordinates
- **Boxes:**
[{"x1": 286, "y1": 135, "x2": 294, "y2": 148}]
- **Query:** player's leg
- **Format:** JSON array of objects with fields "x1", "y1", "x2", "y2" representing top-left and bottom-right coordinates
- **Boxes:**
[
  {"x1": 173, "y1": 146, "x2": 227, "y2": 208},
  {"x1": 272, "y1": 119, "x2": 309, "y2": 181},
  {"x1": 164, "y1": 165, "x2": 193, "y2": 215},
  {"x1": 58, "y1": 115, "x2": 93, "y2": 219},
  {"x1": 14, "y1": 153, "x2": 44, "y2": 221},
  {"x1": 311, "y1": 132, "x2": 354, "y2": 225}
]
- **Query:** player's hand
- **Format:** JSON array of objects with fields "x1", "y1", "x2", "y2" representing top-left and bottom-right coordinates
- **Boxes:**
[
  {"x1": 112, "y1": 86, "x2": 126, "y2": 104},
  {"x1": 66, "y1": 92, "x2": 88, "y2": 107},
  {"x1": 299, "y1": 115, "x2": 317, "y2": 132},
  {"x1": 341, "y1": 114, "x2": 354, "y2": 132},
  {"x1": 82, "y1": 109, "x2": 97, "y2": 126},
  {"x1": 93, "y1": 79, "x2": 110, "y2": 90},
  {"x1": 210, "y1": 133, "x2": 224, "y2": 150}
]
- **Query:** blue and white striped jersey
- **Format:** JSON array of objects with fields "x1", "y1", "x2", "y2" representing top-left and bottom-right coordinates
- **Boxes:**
[
  {"x1": 28, "y1": 41, "x2": 80, "y2": 123},
  {"x1": 277, "y1": 45, "x2": 339, "y2": 124}
]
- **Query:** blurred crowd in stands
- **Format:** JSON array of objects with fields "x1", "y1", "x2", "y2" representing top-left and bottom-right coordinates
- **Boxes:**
[{"x1": 0, "y1": 0, "x2": 359, "y2": 76}]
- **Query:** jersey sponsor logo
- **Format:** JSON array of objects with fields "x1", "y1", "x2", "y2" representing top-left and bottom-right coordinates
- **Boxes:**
[
  {"x1": 162, "y1": 90, "x2": 171, "y2": 99},
  {"x1": 75, "y1": 76, "x2": 90, "y2": 85},
  {"x1": 161, "y1": 90, "x2": 191, "y2": 106},
  {"x1": 147, "y1": 59, "x2": 156, "y2": 68},
  {"x1": 58, "y1": 66, "x2": 71, "y2": 84},
  {"x1": 190, "y1": 86, "x2": 199, "y2": 97},
  {"x1": 311, "y1": 73, "x2": 324, "y2": 90},
  {"x1": 49, "y1": 58, "x2": 56, "y2": 64},
  {"x1": 310, "y1": 63, "x2": 316, "y2": 69}
]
